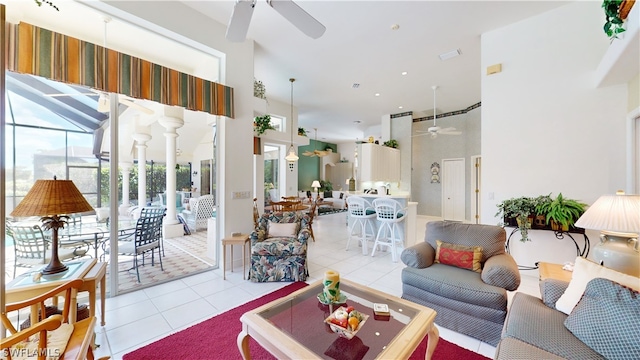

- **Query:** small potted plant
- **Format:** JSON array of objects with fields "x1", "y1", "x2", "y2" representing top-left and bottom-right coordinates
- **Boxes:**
[
  {"x1": 254, "y1": 114, "x2": 274, "y2": 136},
  {"x1": 533, "y1": 194, "x2": 552, "y2": 228},
  {"x1": 298, "y1": 127, "x2": 307, "y2": 136},
  {"x1": 495, "y1": 196, "x2": 537, "y2": 241},
  {"x1": 536, "y1": 193, "x2": 587, "y2": 232},
  {"x1": 383, "y1": 139, "x2": 399, "y2": 148}
]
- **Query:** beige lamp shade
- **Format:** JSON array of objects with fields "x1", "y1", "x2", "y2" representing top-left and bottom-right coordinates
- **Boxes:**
[
  {"x1": 11, "y1": 179, "x2": 94, "y2": 217},
  {"x1": 574, "y1": 192, "x2": 640, "y2": 234},
  {"x1": 311, "y1": 180, "x2": 321, "y2": 189},
  {"x1": 574, "y1": 191, "x2": 640, "y2": 277}
]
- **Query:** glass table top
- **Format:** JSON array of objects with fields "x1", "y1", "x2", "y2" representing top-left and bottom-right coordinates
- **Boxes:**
[{"x1": 257, "y1": 281, "x2": 418, "y2": 360}]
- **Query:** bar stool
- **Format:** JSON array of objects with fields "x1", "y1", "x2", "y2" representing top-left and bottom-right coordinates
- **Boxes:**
[
  {"x1": 345, "y1": 196, "x2": 377, "y2": 255},
  {"x1": 371, "y1": 198, "x2": 407, "y2": 262}
]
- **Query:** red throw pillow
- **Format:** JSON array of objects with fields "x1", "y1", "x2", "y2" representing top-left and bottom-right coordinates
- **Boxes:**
[{"x1": 434, "y1": 240, "x2": 483, "y2": 273}]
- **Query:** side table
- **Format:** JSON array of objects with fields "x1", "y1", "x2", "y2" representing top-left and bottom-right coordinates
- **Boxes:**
[
  {"x1": 538, "y1": 262, "x2": 573, "y2": 282},
  {"x1": 222, "y1": 234, "x2": 250, "y2": 280}
]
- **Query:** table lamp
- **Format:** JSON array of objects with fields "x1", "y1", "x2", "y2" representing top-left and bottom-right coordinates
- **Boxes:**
[
  {"x1": 311, "y1": 180, "x2": 321, "y2": 197},
  {"x1": 10, "y1": 177, "x2": 94, "y2": 275},
  {"x1": 574, "y1": 191, "x2": 640, "y2": 277}
]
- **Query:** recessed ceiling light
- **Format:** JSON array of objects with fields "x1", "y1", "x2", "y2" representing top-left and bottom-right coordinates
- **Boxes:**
[
  {"x1": 391, "y1": 24, "x2": 400, "y2": 30},
  {"x1": 398, "y1": 106, "x2": 403, "y2": 109},
  {"x1": 401, "y1": 71, "x2": 407, "y2": 75},
  {"x1": 439, "y1": 49, "x2": 462, "y2": 61},
  {"x1": 375, "y1": 93, "x2": 380, "y2": 97}
]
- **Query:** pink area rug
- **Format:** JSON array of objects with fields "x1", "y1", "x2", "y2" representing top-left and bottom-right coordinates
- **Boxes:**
[{"x1": 123, "y1": 282, "x2": 489, "y2": 360}]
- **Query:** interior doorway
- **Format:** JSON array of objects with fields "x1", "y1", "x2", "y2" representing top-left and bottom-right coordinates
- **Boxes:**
[{"x1": 442, "y1": 158, "x2": 465, "y2": 221}]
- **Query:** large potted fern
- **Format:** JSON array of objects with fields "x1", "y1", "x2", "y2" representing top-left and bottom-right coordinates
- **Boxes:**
[{"x1": 536, "y1": 193, "x2": 587, "y2": 232}]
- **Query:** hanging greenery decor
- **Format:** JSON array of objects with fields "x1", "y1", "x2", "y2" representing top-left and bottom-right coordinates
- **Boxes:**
[
  {"x1": 254, "y1": 114, "x2": 274, "y2": 136},
  {"x1": 254, "y1": 79, "x2": 266, "y2": 99},
  {"x1": 602, "y1": 0, "x2": 635, "y2": 40}
]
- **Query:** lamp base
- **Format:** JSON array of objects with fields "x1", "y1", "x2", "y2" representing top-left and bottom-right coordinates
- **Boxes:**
[
  {"x1": 593, "y1": 232, "x2": 639, "y2": 277},
  {"x1": 40, "y1": 262, "x2": 69, "y2": 275}
]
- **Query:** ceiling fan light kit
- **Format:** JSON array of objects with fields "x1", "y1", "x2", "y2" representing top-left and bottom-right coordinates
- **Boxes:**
[{"x1": 226, "y1": 0, "x2": 326, "y2": 42}]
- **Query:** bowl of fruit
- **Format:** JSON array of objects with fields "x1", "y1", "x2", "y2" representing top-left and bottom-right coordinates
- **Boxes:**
[{"x1": 324, "y1": 305, "x2": 369, "y2": 340}]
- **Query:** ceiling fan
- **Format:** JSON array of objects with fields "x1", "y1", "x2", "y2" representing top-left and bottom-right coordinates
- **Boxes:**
[
  {"x1": 303, "y1": 128, "x2": 330, "y2": 157},
  {"x1": 48, "y1": 89, "x2": 154, "y2": 115},
  {"x1": 226, "y1": 0, "x2": 326, "y2": 42},
  {"x1": 414, "y1": 85, "x2": 462, "y2": 139}
]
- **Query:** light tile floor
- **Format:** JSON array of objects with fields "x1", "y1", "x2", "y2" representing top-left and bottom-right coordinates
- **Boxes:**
[{"x1": 96, "y1": 213, "x2": 541, "y2": 359}]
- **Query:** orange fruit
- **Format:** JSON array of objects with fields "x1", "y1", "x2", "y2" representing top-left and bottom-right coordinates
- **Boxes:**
[{"x1": 348, "y1": 316, "x2": 360, "y2": 331}]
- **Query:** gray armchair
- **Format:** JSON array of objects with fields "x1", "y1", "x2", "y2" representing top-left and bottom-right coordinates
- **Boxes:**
[{"x1": 400, "y1": 221, "x2": 520, "y2": 346}]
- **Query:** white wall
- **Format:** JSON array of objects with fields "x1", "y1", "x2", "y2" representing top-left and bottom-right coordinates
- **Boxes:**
[
  {"x1": 481, "y1": 2, "x2": 629, "y2": 267},
  {"x1": 102, "y1": 1, "x2": 257, "y2": 240}
]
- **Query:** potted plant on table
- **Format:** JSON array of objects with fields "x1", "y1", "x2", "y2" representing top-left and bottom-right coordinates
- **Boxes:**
[
  {"x1": 495, "y1": 196, "x2": 538, "y2": 242},
  {"x1": 298, "y1": 127, "x2": 307, "y2": 136},
  {"x1": 536, "y1": 193, "x2": 587, "y2": 232}
]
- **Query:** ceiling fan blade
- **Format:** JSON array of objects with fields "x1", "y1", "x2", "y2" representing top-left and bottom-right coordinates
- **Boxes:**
[
  {"x1": 268, "y1": 0, "x2": 326, "y2": 39},
  {"x1": 438, "y1": 127, "x2": 462, "y2": 135},
  {"x1": 118, "y1": 96, "x2": 155, "y2": 115},
  {"x1": 440, "y1": 131, "x2": 462, "y2": 135},
  {"x1": 226, "y1": 0, "x2": 256, "y2": 42}
]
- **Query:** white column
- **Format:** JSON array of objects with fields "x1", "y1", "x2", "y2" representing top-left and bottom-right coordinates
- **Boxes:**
[
  {"x1": 120, "y1": 162, "x2": 132, "y2": 206},
  {"x1": 132, "y1": 133, "x2": 151, "y2": 207},
  {"x1": 159, "y1": 114, "x2": 184, "y2": 231}
]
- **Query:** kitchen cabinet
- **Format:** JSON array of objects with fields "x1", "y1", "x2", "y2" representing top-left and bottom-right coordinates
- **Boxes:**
[{"x1": 359, "y1": 143, "x2": 400, "y2": 182}]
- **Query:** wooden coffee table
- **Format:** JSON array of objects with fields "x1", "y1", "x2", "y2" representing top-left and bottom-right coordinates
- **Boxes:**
[{"x1": 238, "y1": 279, "x2": 439, "y2": 359}]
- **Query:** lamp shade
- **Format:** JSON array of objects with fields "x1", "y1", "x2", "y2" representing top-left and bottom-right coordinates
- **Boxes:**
[
  {"x1": 574, "y1": 192, "x2": 640, "y2": 234},
  {"x1": 285, "y1": 145, "x2": 299, "y2": 162},
  {"x1": 311, "y1": 180, "x2": 321, "y2": 189},
  {"x1": 11, "y1": 179, "x2": 94, "y2": 217}
]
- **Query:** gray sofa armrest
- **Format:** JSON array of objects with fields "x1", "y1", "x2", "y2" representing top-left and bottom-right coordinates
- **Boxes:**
[
  {"x1": 481, "y1": 253, "x2": 520, "y2": 291},
  {"x1": 540, "y1": 279, "x2": 569, "y2": 308},
  {"x1": 400, "y1": 242, "x2": 435, "y2": 268}
]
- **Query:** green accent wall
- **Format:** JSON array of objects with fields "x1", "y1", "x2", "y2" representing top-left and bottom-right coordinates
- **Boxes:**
[{"x1": 297, "y1": 139, "x2": 337, "y2": 191}]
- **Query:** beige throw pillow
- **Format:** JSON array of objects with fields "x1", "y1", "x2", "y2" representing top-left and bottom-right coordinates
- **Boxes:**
[
  {"x1": 555, "y1": 256, "x2": 640, "y2": 315},
  {"x1": 268, "y1": 222, "x2": 297, "y2": 238}
]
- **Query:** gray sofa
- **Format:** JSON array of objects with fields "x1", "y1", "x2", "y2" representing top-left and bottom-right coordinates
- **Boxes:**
[
  {"x1": 495, "y1": 279, "x2": 601, "y2": 359},
  {"x1": 400, "y1": 221, "x2": 520, "y2": 346}
]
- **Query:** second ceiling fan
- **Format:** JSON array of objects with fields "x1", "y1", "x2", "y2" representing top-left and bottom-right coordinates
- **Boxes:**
[
  {"x1": 303, "y1": 128, "x2": 330, "y2": 157},
  {"x1": 414, "y1": 86, "x2": 462, "y2": 138}
]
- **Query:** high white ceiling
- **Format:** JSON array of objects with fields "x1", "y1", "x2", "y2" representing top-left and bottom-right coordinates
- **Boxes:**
[
  {"x1": 181, "y1": 0, "x2": 569, "y2": 142},
  {"x1": 7, "y1": 0, "x2": 570, "y2": 145}
]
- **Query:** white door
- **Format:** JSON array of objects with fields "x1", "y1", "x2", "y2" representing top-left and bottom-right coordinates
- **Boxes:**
[{"x1": 442, "y1": 158, "x2": 465, "y2": 221}]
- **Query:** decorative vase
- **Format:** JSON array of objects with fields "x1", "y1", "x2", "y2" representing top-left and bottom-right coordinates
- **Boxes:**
[{"x1": 593, "y1": 232, "x2": 640, "y2": 277}]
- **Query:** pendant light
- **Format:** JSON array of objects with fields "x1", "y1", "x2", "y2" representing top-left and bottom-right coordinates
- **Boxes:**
[{"x1": 285, "y1": 78, "x2": 299, "y2": 171}]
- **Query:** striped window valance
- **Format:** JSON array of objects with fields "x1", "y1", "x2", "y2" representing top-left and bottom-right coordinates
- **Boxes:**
[{"x1": 6, "y1": 21, "x2": 234, "y2": 118}]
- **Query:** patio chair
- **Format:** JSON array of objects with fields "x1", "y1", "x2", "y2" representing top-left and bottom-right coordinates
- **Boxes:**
[
  {"x1": 5, "y1": 221, "x2": 83, "y2": 279},
  {"x1": 1, "y1": 279, "x2": 96, "y2": 360},
  {"x1": 105, "y1": 209, "x2": 166, "y2": 282},
  {"x1": 181, "y1": 195, "x2": 215, "y2": 232}
]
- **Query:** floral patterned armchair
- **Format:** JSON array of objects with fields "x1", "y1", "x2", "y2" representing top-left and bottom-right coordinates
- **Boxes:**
[{"x1": 249, "y1": 211, "x2": 311, "y2": 282}]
